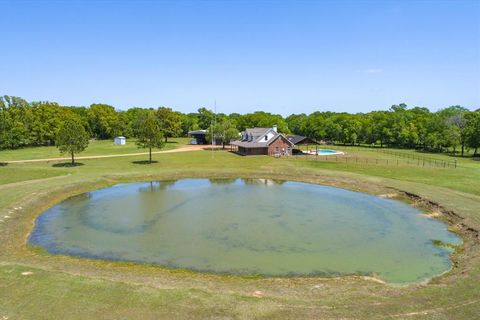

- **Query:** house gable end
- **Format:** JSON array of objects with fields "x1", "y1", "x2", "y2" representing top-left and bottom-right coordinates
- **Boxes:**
[
  {"x1": 267, "y1": 134, "x2": 294, "y2": 147},
  {"x1": 253, "y1": 128, "x2": 277, "y2": 143}
]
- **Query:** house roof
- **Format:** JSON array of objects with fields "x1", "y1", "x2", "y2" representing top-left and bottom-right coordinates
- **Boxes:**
[
  {"x1": 231, "y1": 132, "x2": 294, "y2": 148},
  {"x1": 245, "y1": 127, "x2": 271, "y2": 137},
  {"x1": 188, "y1": 130, "x2": 207, "y2": 135},
  {"x1": 230, "y1": 141, "x2": 269, "y2": 148},
  {"x1": 287, "y1": 135, "x2": 319, "y2": 145}
]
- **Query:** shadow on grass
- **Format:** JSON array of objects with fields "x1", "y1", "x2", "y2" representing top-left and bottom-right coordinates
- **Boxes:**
[
  {"x1": 132, "y1": 160, "x2": 159, "y2": 165},
  {"x1": 52, "y1": 162, "x2": 85, "y2": 168},
  {"x1": 0, "y1": 162, "x2": 8, "y2": 167}
]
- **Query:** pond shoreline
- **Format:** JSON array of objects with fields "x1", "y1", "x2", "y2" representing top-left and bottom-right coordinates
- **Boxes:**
[{"x1": 0, "y1": 172, "x2": 474, "y2": 287}]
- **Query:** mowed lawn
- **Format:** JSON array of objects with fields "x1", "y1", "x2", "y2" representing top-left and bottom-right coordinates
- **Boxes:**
[
  {"x1": 0, "y1": 147, "x2": 479, "y2": 319},
  {"x1": 0, "y1": 137, "x2": 190, "y2": 161}
]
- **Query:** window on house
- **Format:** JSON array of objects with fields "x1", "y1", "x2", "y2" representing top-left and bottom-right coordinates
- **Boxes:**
[{"x1": 265, "y1": 135, "x2": 268, "y2": 141}]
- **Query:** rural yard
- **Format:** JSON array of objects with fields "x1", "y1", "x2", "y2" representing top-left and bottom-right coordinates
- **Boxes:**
[
  {"x1": 1, "y1": 1, "x2": 479, "y2": 319},
  {"x1": 1, "y1": 142, "x2": 479, "y2": 319}
]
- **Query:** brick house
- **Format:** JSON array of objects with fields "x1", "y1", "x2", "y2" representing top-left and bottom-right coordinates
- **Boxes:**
[{"x1": 230, "y1": 126, "x2": 294, "y2": 156}]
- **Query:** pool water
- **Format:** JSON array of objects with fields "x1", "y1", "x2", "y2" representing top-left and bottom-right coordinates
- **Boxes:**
[
  {"x1": 317, "y1": 149, "x2": 341, "y2": 155},
  {"x1": 29, "y1": 179, "x2": 461, "y2": 283}
]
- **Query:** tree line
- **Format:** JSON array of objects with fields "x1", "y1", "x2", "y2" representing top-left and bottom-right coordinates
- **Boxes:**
[{"x1": 1, "y1": 96, "x2": 479, "y2": 156}]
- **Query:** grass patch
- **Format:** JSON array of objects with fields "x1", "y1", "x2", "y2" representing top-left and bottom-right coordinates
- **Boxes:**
[
  {"x1": 0, "y1": 166, "x2": 66, "y2": 185},
  {"x1": 0, "y1": 147, "x2": 479, "y2": 318},
  {"x1": 0, "y1": 137, "x2": 189, "y2": 161}
]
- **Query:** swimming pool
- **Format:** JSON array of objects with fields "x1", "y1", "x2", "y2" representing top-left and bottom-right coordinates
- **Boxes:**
[{"x1": 317, "y1": 149, "x2": 343, "y2": 155}]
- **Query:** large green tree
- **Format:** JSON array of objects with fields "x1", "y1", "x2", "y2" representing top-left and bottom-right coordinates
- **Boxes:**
[
  {"x1": 197, "y1": 107, "x2": 215, "y2": 129},
  {"x1": 30, "y1": 102, "x2": 75, "y2": 146},
  {"x1": 465, "y1": 111, "x2": 480, "y2": 156},
  {"x1": 87, "y1": 104, "x2": 121, "y2": 139},
  {"x1": 0, "y1": 96, "x2": 33, "y2": 149},
  {"x1": 55, "y1": 117, "x2": 90, "y2": 165},
  {"x1": 439, "y1": 106, "x2": 469, "y2": 156},
  {"x1": 156, "y1": 107, "x2": 182, "y2": 142},
  {"x1": 208, "y1": 120, "x2": 239, "y2": 149},
  {"x1": 136, "y1": 111, "x2": 165, "y2": 163}
]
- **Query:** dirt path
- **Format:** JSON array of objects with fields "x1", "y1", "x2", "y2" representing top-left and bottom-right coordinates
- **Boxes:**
[{"x1": 2, "y1": 145, "x2": 223, "y2": 164}]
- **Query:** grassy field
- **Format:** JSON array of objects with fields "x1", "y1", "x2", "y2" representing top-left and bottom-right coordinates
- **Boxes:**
[
  {"x1": 0, "y1": 137, "x2": 190, "y2": 161},
  {"x1": 0, "y1": 146, "x2": 479, "y2": 319}
]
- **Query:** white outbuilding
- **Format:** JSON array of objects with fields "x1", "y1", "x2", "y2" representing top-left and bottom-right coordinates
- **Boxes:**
[{"x1": 114, "y1": 136, "x2": 126, "y2": 145}]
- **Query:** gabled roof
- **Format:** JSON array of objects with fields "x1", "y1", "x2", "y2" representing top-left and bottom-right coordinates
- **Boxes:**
[
  {"x1": 231, "y1": 132, "x2": 294, "y2": 148},
  {"x1": 245, "y1": 127, "x2": 271, "y2": 137},
  {"x1": 243, "y1": 127, "x2": 279, "y2": 143}
]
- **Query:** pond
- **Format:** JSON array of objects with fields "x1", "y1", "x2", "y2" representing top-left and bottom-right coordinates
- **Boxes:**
[{"x1": 29, "y1": 179, "x2": 461, "y2": 283}]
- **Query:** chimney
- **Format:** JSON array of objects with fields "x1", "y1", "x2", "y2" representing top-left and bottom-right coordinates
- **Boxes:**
[{"x1": 272, "y1": 125, "x2": 278, "y2": 132}]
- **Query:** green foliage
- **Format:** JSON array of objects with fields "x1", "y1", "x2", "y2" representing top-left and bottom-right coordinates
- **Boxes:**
[
  {"x1": 196, "y1": 107, "x2": 215, "y2": 129},
  {"x1": 1, "y1": 95, "x2": 478, "y2": 158},
  {"x1": 234, "y1": 111, "x2": 289, "y2": 133},
  {"x1": 30, "y1": 102, "x2": 78, "y2": 146},
  {"x1": 465, "y1": 111, "x2": 480, "y2": 155},
  {"x1": 0, "y1": 96, "x2": 32, "y2": 149},
  {"x1": 207, "y1": 120, "x2": 239, "y2": 148},
  {"x1": 156, "y1": 107, "x2": 182, "y2": 142},
  {"x1": 179, "y1": 113, "x2": 200, "y2": 135},
  {"x1": 136, "y1": 111, "x2": 165, "y2": 162},
  {"x1": 87, "y1": 104, "x2": 121, "y2": 139},
  {"x1": 55, "y1": 117, "x2": 90, "y2": 164},
  {"x1": 284, "y1": 104, "x2": 478, "y2": 154}
]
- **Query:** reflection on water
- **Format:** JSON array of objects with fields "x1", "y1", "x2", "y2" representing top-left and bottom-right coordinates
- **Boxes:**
[{"x1": 29, "y1": 179, "x2": 461, "y2": 283}]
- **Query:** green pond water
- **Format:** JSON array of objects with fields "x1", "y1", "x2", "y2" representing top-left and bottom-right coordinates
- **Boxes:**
[{"x1": 29, "y1": 179, "x2": 461, "y2": 283}]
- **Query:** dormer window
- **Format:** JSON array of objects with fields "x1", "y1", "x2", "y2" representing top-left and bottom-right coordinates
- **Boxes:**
[{"x1": 264, "y1": 135, "x2": 268, "y2": 141}]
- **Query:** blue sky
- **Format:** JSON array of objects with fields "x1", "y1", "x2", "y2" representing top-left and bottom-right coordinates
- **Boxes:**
[{"x1": 1, "y1": 0, "x2": 479, "y2": 115}]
